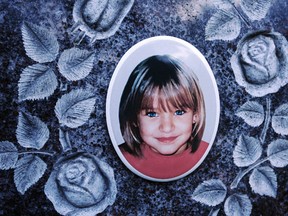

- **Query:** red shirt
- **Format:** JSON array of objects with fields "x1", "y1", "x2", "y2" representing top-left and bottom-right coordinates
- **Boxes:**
[{"x1": 121, "y1": 141, "x2": 209, "y2": 179}]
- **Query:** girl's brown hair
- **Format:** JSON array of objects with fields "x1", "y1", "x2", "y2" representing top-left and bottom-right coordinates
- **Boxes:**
[{"x1": 119, "y1": 55, "x2": 205, "y2": 156}]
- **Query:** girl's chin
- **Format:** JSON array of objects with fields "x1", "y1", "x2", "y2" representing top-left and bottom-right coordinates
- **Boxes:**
[{"x1": 150, "y1": 146, "x2": 186, "y2": 156}]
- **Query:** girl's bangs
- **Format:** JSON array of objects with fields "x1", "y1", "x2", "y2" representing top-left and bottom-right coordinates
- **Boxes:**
[{"x1": 140, "y1": 84, "x2": 195, "y2": 112}]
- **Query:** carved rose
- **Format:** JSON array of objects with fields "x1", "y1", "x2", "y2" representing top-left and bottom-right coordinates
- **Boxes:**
[
  {"x1": 44, "y1": 152, "x2": 117, "y2": 216},
  {"x1": 231, "y1": 31, "x2": 288, "y2": 97},
  {"x1": 72, "y1": 0, "x2": 134, "y2": 42}
]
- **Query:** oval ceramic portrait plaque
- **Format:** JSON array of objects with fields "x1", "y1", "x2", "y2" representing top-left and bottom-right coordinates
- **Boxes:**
[{"x1": 106, "y1": 36, "x2": 220, "y2": 182}]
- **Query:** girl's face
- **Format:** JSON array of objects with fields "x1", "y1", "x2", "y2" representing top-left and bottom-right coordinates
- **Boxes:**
[{"x1": 137, "y1": 97, "x2": 197, "y2": 156}]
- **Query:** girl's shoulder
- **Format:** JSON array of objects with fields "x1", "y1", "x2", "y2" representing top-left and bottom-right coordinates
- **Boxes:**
[
  {"x1": 196, "y1": 140, "x2": 209, "y2": 155},
  {"x1": 200, "y1": 140, "x2": 209, "y2": 147},
  {"x1": 119, "y1": 142, "x2": 140, "y2": 157}
]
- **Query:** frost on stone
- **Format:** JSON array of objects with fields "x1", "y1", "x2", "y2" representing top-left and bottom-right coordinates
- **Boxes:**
[
  {"x1": 205, "y1": 9, "x2": 241, "y2": 41},
  {"x1": 236, "y1": 101, "x2": 264, "y2": 127},
  {"x1": 58, "y1": 48, "x2": 95, "y2": 81},
  {"x1": 272, "y1": 103, "x2": 288, "y2": 135},
  {"x1": 233, "y1": 135, "x2": 262, "y2": 167},
  {"x1": 16, "y1": 112, "x2": 50, "y2": 150},
  {"x1": 55, "y1": 88, "x2": 96, "y2": 128},
  {"x1": 22, "y1": 22, "x2": 59, "y2": 63},
  {"x1": 249, "y1": 166, "x2": 277, "y2": 198},
  {"x1": 0, "y1": 141, "x2": 18, "y2": 170},
  {"x1": 18, "y1": 64, "x2": 58, "y2": 101},
  {"x1": 231, "y1": 31, "x2": 288, "y2": 97},
  {"x1": 44, "y1": 152, "x2": 117, "y2": 216},
  {"x1": 14, "y1": 155, "x2": 47, "y2": 195},
  {"x1": 72, "y1": 0, "x2": 134, "y2": 43},
  {"x1": 240, "y1": 0, "x2": 272, "y2": 21},
  {"x1": 192, "y1": 179, "x2": 227, "y2": 206},
  {"x1": 267, "y1": 139, "x2": 288, "y2": 168},
  {"x1": 224, "y1": 194, "x2": 252, "y2": 216}
]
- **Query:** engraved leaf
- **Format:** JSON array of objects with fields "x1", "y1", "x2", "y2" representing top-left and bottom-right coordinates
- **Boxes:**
[
  {"x1": 16, "y1": 112, "x2": 50, "y2": 150},
  {"x1": 267, "y1": 139, "x2": 288, "y2": 167},
  {"x1": 14, "y1": 155, "x2": 47, "y2": 194},
  {"x1": 205, "y1": 10, "x2": 241, "y2": 41},
  {"x1": 249, "y1": 166, "x2": 277, "y2": 198},
  {"x1": 208, "y1": 208, "x2": 220, "y2": 216},
  {"x1": 0, "y1": 141, "x2": 18, "y2": 170},
  {"x1": 58, "y1": 48, "x2": 95, "y2": 81},
  {"x1": 192, "y1": 179, "x2": 227, "y2": 206},
  {"x1": 236, "y1": 101, "x2": 264, "y2": 127},
  {"x1": 22, "y1": 22, "x2": 59, "y2": 63},
  {"x1": 213, "y1": 0, "x2": 234, "y2": 10},
  {"x1": 18, "y1": 64, "x2": 58, "y2": 101},
  {"x1": 272, "y1": 103, "x2": 288, "y2": 135},
  {"x1": 233, "y1": 134, "x2": 262, "y2": 167},
  {"x1": 55, "y1": 89, "x2": 96, "y2": 128},
  {"x1": 224, "y1": 194, "x2": 252, "y2": 216},
  {"x1": 240, "y1": 0, "x2": 272, "y2": 21}
]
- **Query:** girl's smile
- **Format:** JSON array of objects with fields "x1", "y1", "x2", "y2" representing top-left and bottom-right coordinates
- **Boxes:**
[
  {"x1": 137, "y1": 99, "x2": 197, "y2": 155},
  {"x1": 156, "y1": 136, "x2": 178, "y2": 143}
]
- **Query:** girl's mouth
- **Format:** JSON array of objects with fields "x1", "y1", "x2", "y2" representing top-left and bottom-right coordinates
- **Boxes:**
[{"x1": 157, "y1": 136, "x2": 177, "y2": 143}]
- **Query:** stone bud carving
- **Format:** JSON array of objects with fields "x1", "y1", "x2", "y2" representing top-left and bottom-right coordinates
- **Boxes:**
[
  {"x1": 72, "y1": 0, "x2": 134, "y2": 43},
  {"x1": 44, "y1": 152, "x2": 117, "y2": 216},
  {"x1": 231, "y1": 31, "x2": 288, "y2": 97},
  {"x1": 241, "y1": 35, "x2": 278, "y2": 84}
]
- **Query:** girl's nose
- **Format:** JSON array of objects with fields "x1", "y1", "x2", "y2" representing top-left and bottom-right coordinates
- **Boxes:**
[{"x1": 159, "y1": 114, "x2": 174, "y2": 133}]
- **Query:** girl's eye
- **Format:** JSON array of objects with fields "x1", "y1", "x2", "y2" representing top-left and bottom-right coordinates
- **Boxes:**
[
  {"x1": 175, "y1": 110, "x2": 185, "y2": 116},
  {"x1": 146, "y1": 111, "x2": 158, "y2": 117}
]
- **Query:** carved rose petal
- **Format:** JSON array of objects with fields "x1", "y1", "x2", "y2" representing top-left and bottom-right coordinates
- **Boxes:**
[
  {"x1": 240, "y1": 35, "x2": 278, "y2": 84},
  {"x1": 231, "y1": 31, "x2": 288, "y2": 97},
  {"x1": 45, "y1": 152, "x2": 117, "y2": 216},
  {"x1": 72, "y1": 0, "x2": 134, "y2": 41}
]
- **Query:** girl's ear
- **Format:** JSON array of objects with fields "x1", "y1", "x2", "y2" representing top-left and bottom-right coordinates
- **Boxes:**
[{"x1": 192, "y1": 113, "x2": 199, "y2": 123}]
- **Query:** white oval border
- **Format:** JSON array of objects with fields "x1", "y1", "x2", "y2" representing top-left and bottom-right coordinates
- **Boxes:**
[{"x1": 106, "y1": 36, "x2": 220, "y2": 182}]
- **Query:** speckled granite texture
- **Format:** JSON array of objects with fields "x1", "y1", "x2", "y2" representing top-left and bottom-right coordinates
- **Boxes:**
[{"x1": 0, "y1": 0, "x2": 287, "y2": 215}]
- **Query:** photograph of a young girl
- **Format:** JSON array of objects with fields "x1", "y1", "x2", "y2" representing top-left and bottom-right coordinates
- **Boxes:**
[
  {"x1": 119, "y1": 54, "x2": 207, "y2": 180},
  {"x1": 106, "y1": 36, "x2": 219, "y2": 181}
]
